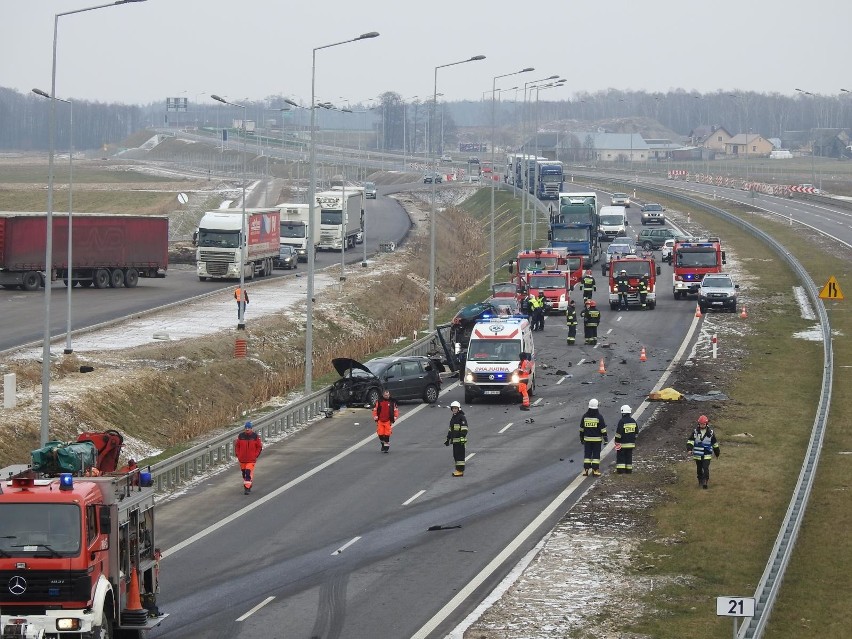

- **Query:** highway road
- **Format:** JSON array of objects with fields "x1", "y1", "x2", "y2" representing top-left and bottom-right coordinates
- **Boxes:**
[
  {"x1": 0, "y1": 181, "x2": 412, "y2": 353},
  {"x1": 146, "y1": 200, "x2": 701, "y2": 639}
]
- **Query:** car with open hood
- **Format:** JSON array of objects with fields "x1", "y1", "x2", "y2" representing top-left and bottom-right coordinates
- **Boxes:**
[{"x1": 329, "y1": 356, "x2": 443, "y2": 409}]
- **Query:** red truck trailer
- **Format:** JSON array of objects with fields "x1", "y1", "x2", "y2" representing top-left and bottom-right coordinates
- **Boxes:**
[{"x1": 0, "y1": 212, "x2": 168, "y2": 291}]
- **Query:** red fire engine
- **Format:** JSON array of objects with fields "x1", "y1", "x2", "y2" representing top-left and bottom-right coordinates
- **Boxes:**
[
  {"x1": 525, "y1": 269, "x2": 573, "y2": 314},
  {"x1": 671, "y1": 237, "x2": 726, "y2": 299},
  {"x1": 608, "y1": 255, "x2": 662, "y2": 310}
]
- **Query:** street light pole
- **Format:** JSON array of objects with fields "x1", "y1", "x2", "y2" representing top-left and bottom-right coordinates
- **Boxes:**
[
  {"x1": 34, "y1": 89, "x2": 74, "y2": 354},
  {"x1": 490, "y1": 67, "x2": 533, "y2": 288},
  {"x1": 40, "y1": 0, "x2": 146, "y2": 447},
  {"x1": 305, "y1": 31, "x2": 379, "y2": 394},
  {"x1": 429, "y1": 54, "x2": 486, "y2": 332},
  {"x1": 211, "y1": 95, "x2": 248, "y2": 330}
]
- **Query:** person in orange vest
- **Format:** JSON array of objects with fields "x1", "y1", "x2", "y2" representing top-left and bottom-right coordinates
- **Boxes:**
[
  {"x1": 518, "y1": 352, "x2": 532, "y2": 411},
  {"x1": 372, "y1": 389, "x2": 399, "y2": 453},
  {"x1": 235, "y1": 421, "x2": 263, "y2": 494},
  {"x1": 234, "y1": 287, "x2": 249, "y2": 319}
]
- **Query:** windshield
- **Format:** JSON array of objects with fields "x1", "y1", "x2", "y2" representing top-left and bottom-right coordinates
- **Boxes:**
[
  {"x1": 321, "y1": 210, "x2": 342, "y2": 225},
  {"x1": 599, "y1": 215, "x2": 624, "y2": 225},
  {"x1": 542, "y1": 174, "x2": 562, "y2": 183},
  {"x1": 703, "y1": 277, "x2": 733, "y2": 288},
  {"x1": 364, "y1": 182, "x2": 375, "y2": 189},
  {"x1": 518, "y1": 256, "x2": 559, "y2": 272},
  {"x1": 528, "y1": 275, "x2": 566, "y2": 289},
  {"x1": 492, "y1": 283, "x2": 517, "y2": 296},
  {"x1": 644, "y1": 204, "x2": 663, "y2": 212},
  {"x1": 676, "y1": 248, "x2": 718, "y2": 267},
  {"x1": 0, "y1": 503, "x2": 81, "y2": 557},
  {"x1": 614, "y1": 261, "x2": 651, "y2": 277},
  {"x1": 467, "y1": 338, "x2": 521, "y2": 362},
  {"x1": 608, "y1": 244, "x2": 633, "y2": 255},
  {"x1": 613, "y1": 193, "x2": 627, "y2": 199},
  {"x1": 557, "y1": 204, "x2": 594, "y2": 225},
  {"x1": 552, "y1": 227, "x2": 589, "y2": 242},
  {"x1": 197, "y1": 228, "x2": 239, "y2": 248},
  {"x1": 280, "y1": 223, "x2": 306, "y2": 239}
]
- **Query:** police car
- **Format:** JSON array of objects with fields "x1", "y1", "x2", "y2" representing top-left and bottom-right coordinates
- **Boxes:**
[{"x1": 463, "y1": 316, "x2": 535, "y2": 404}]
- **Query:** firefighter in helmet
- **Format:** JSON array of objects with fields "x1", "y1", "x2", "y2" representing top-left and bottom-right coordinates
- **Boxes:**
[{"x1": 582, "y1": 300, "x2": 601, "y2": 345}]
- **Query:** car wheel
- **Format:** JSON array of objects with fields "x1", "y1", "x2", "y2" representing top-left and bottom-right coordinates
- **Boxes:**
[
  {"x1": 699, "y1": 304, "x2": 707, "y2": 314},
  {"x1": 642, "y1": 241, "x2": 653, "y2": 250},
  {"x1": 464, "y1": 389, "x2": 474, "y2": 404},
  {"x1": 673, "y1": 290, "x2": 681, "y2": 300},
  {"x1": 423, "y1": 384, "x2": 439, "y2": 404},
  {"x1": 365, "y1": 387, "x2": 381, "y2": 408}
]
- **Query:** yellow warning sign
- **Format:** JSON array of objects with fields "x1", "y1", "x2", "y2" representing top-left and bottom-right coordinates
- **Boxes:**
[{"x1": 819, "y1": 276, "x2": 844, "y2": 300}]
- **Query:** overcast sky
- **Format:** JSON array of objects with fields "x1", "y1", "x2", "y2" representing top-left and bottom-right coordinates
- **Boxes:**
[{"x1": 2, "y1": 0, "x2": 849, "y2": 107}]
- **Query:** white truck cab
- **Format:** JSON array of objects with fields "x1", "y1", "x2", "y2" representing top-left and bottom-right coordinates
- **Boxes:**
[{"x1": 463, "y1": 316, "x2": 535, "y2": 404}]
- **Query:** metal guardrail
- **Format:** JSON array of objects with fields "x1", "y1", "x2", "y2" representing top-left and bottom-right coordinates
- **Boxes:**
[
  {"x1": 148, "y1": 325, "x2": 453, "y2": 494},
  {"x1": 603, "y1": 178, "x2": 834, "y2": 639}
]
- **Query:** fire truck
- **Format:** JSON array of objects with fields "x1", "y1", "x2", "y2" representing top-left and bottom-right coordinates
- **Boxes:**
[
  {"x1": 671, "y1": 237, "x2": 726, "y2": 299},
  {"x1": 608, "y1": 255, "x2": 662, "y2": 310},
  {"x1": 509, "y1": 248, "x2": 565, "y2": 291},
  {"x1": 0, "y1": 431, "x2": 167, "y2": 638},
  {"x1": 524, "y1": 269, "x2": 573, "y2": 314}
]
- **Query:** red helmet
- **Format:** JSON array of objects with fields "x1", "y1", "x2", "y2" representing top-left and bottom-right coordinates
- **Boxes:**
[
  {"x1": 588, "y1": 300, "x2": 597, "y2": 308},
  {"x1": 697, "y1": 415, "x2": 709, "y2": 425}
]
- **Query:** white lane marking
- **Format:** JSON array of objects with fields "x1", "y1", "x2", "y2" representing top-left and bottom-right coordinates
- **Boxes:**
[
  {"x1": 236, "y1": 596, "x2": 275, "y2": 622},
  {"x1": 161, "y1": 381, "x2": 461, "y2": 559},
  {"x1": 465, "y1": 453, "x2": 476, "y2": 462},
  {"x1": 402, "y1": 490, "x2": 426, "y2": 506},
  {"x1": 556, "y1": 376, "x2": 567, "y2": 385},
  {"x1": 332, "y1": 536, "x2": 361, "y2": 555},
  {"x1": 616, "y1": 316, "x2": 623, "y2": 322},
  {"x1": 577, "y1": 358, "x2": 586, "y2": 366},
  {"x1": 498, "y1": 422, "x2": 513, "y2": 434},
  {"x1": 531, "y1": 398, "x2": 543, "y2": 407},
  {"x1": 415, "y1": 309, "x2": 704, "y2": 639}
]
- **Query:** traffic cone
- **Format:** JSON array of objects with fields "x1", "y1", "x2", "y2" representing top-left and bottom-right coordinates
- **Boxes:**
[
  {"x1": 640, "y1": 346, "x2": 647, "y2": 362},
  {"x1": 598, "y1": 358, "x2": 606, "y2": 374},
  {"x1": 695, "y1": 304, "x2": 702, "y2": 318},
  {"x1": 121, "y1": 565, "x2": 148, "y2": 626},
  {"x1": 740, "y1": 306, "x2": 748, "y2": 319}
]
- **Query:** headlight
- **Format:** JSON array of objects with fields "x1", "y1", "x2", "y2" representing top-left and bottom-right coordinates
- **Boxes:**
[
  {"x1": 57, "y1": 618, "x2": 82, "y2": 630},
  {"x1": 511, "y1": 372, "x2": 520, "y2": 383},
  {"x1": 464, "y1": 372, "x2": 474, "y2": 383}
]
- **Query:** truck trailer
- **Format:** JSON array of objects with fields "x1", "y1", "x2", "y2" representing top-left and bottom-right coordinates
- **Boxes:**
[
  {"x1": 315, "y1": 189, "x2": 364, "y2": 251},
  {"x1": 0, "y1": 212, "x2": 168, "y2": 292},
  {"x1": 196, "y1": 208, "x2": 280, "y2": 281}
]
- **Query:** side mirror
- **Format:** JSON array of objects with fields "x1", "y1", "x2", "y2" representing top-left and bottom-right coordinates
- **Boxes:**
[
  {"x1": 656, "y1": 266, "x2": 662, "y2": 275},
  {"x1": 99, "y1": 505, "x2": 112, "y2": 536},
  {"x1": 721, "y1": 251, "x2": 727, "y2": 264}
]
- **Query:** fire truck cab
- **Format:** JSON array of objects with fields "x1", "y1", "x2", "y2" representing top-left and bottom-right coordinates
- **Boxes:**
[
  {"x1": 524, "y1": 270, "x2": 572, "y2": 313},
  {"x1": 671, "y1": 237, "x2": 726, "y2": 299},
  {"x1": 608, "y1": 255, "x2": 662, "y2": 310}
]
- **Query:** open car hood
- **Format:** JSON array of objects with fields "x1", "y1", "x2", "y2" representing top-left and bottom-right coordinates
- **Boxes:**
[{"x1": 332, "y1": 357, "x2": 375, "y2": 378}]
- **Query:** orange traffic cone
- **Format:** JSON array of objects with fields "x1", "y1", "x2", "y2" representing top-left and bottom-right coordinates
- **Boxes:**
[
  {"x1": 598, "y1": 358, "x2": 606, "y2": 374},
  {"x1": 695, "y1": 304, "x2": 702, "y2": 318},
  {"x1": 121, "y1": 565, "x2": 148, "y2": 626},
  {"x1": 640, "y1": 346, "x2": 647, "y2": 362},
  {"x1": 740, "y1": 305, "x2": 748, "y2": 319}
]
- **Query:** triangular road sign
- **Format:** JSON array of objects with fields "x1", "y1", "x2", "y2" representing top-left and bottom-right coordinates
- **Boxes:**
[{"x1": 818, "y1": 276, "x2": 844, "y2": 300}]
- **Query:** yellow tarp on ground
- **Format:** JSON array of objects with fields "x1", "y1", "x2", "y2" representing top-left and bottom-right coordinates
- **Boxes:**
[{"x1": 648, "y1": 387, "x2": 684, "y2": 401}]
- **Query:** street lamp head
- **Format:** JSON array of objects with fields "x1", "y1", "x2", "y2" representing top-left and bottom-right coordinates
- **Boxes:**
[
  {"x1": 211, "y1": 94, "x2": 226, "y2": 104},
  {"x1": 546, "y1": 74, "x2": 559, "y2": 80},
  {"x1": 115, "y1": 0, "x2": 148, "y2": 4},
  {"x1": 32, "y1": 88, "x2": 50, "y2": 99},
  {"x1": 842, "y1": 88, "x2": 850, "y2": 93},
  {"x1": 469, "y1": 55, "x2": 486, "y2": 61},
  {"x1": 284, "y1": 98, "x2": 299, "y2": 107},
  {"x1": 358, "y1": 31, "x2": 380, "y2": 40},
  {"x1": 521, "y1": 67, "x2": 534, "y2": 72}
]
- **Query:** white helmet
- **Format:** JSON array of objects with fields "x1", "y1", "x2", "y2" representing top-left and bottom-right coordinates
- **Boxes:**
[
  {"x1": 620, "y1": 405, "x2": 632, "y2": 414},
  {"x1": 450, "y1": 401, "x2": 461, "y2": 409},
  {"x1": 588, "y1": 398, "x2": 599, "y2": 410}
]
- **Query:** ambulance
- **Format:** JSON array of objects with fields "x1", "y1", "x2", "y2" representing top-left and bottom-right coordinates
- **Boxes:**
[{"x1": 463, "y1": 316, "x2": 535, "y2": 404}]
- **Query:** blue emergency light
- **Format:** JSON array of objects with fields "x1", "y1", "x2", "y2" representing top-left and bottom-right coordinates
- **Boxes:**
[{"x1": 59, "y1": 473, "x2": 74, "y2": 491}]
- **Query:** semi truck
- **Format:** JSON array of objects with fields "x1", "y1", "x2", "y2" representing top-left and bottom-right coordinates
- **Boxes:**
[
  {"x1": 672, "y1": 236, "x2": 726, "y2": 299},
  {"x1": 549, "y1": 192, "x2": 602, "y2": 267},
  {"x1": 195, "y1": 208, "x2": 280, "y2": 281},
  {"x1": 315, "y1": 189, "x2": 364, "y2": 251},
  {"x1": 0, "y1": 212, "x2": 168, "y2": 292},
  {"x1": 277, "y1": 204, "x2": 312, "y2": 262},
  {"x1": 534, "y1": 161, "x2": 564, "y2": 200},
  {"x1": 0, "y1": 431, "x2": 167, "y2": 638}
]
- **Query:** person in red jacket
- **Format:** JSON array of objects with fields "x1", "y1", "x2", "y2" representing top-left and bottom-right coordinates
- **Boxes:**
[
  {"x1": 235, "y1": 421, "x2": 263, "y2": 494},
  {"x1": 372, "y1": 389, "x2": 399, "y2": 453}
]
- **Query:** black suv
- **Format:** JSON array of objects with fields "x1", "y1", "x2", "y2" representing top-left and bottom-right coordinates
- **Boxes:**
[
  {"x1": 330, "y1": 356, "x2": 443, "y2": 408},
  {"x1": 636, "y1": 227, "x2": 680, "y2": 250}
]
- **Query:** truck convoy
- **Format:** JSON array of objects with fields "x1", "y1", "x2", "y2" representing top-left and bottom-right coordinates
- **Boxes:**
[
  {"x1": 549, "y1": 192, "x2": 601, "y2": 267},
  {"x1": 533, "y1": 161, "x2": 564, "y2": 200},
  {"x1": 0, "y1": 431, "x2": 167, "y2": 638},
  {"x1": 671, "y1": 236, "x2": 726, "y2": 299},
  {"x1": 0, "y1": 213, "x2": 168, "y2": 292},
  {"x1": 608, "y1": 255, "x2": 662, "y2": 309},
  {"x1": 277, "y1": 204, "x2": 312, "y2": 262},
  {"x1": 196, "y1": 208, "x2": 280, "y2": 281},
  {"x1": 315, "y1": 189, "x2": 364, "y2": 251}
]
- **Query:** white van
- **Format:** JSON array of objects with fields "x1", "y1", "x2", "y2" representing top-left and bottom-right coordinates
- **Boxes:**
[
  {"x1": 598, "y1": 205, "x2": 628, "y2": 241},
  {"x1": 463, "y1": 316, "x2": 535, "y2": 404}
]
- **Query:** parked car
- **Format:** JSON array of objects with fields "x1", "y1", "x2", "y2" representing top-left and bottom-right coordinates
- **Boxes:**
[
  {"x1": 636, "y1": 227, "x2": 680, "y2": 250},
  {"x1": 423, "y1": 173, "x2": 434, "y2": 183},
  {"x1": 698, "y1": 273, "x2": 739, "y2": 313},
  {"x1": 660, "y1": 238, "x2": 676, "y2": 263},
  {"x1": 640, "y1": 203, "x2": 666, "y2": 225},
  {"x1": 440, "y1": 154, "x2": 453, "y2": 163},
  {"x1": 274, "y1": 245, "x2": 298, "y2": 270},
  {"x1": 611, "y1": 192, "x2": 630, "y2": 207},
  {"x1": 363, "y1": 181, "x2": 377, "y2": 199},
  {"x1": 329, "y1": 356, "x2": 443, "y2": 409}
]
